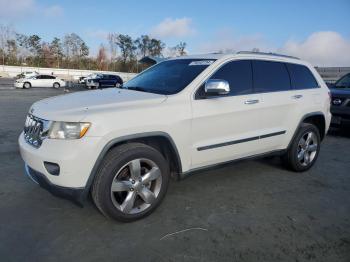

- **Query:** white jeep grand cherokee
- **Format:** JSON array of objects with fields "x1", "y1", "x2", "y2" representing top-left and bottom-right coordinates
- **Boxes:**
[{"x1": 19, "y1": 52, "x2": 331, "y2": 222}]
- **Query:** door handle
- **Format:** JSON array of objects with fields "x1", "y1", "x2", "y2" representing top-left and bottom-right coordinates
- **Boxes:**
[
  {"x1": 244, "y1": 99, "x2": 259, "y2": 105},
  {"x1": 292, "y1": 94, "x2": 303, "y2": 99}
]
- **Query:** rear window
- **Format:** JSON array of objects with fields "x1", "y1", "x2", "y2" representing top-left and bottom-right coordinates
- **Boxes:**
[
  {"x1": 286, "y1": 63, "x2": 319, "y2": 89},
  {"x1": 252, "y1": 60, "x2": 291, "y2": 93}
]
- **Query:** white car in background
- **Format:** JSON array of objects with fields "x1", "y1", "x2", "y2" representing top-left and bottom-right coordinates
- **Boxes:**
[
  {"x1": 15, "y1": 74, "x2": 66, "y2": 89},
  {"x1": 17, "y1": 71, "x2": 39, "y2": 79}
]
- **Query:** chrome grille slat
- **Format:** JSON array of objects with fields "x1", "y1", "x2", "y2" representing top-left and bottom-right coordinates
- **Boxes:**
[{"x1": 23, "y1": 114, "x2": 50, "y2": 148}]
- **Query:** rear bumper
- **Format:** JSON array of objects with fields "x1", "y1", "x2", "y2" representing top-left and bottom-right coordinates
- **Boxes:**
[{"x1": 25, "y1": 164, "x2": 85, "y2": 206}]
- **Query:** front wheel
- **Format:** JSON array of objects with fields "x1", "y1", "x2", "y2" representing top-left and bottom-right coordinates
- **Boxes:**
[
  {"x1": 91, "y1": 143, "x2": 170, "y2": 222},
  {"x1": 53, "y1": 82, "x2": 60, "y2": 89},
  {"x1": 282, "y1": 123, "x2": 321, "y2": 172},
  {"x1": 23, "y1": 82, "x2": 31, "y2": 89}
]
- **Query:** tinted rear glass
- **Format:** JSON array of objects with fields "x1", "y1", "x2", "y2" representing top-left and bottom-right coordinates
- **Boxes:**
[
  {"x1": 252, "y1": 60, "x2": 291, "y2": 92},
  {"x1": 286, "y1": 63, "x2": 319, "y2": 89}
]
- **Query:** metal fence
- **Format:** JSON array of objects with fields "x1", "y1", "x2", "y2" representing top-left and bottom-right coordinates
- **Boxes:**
[{"x1": 315, "y1": 67, "x2": 350, "y2": 84}]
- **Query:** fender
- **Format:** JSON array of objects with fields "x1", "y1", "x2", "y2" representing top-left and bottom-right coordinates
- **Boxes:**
[
  {"x1": 81, "y1": 131, "x2": 182, "y2": 200},
  {"x1": 287, "y1": 111, "x2": 326, "y2": 149}
]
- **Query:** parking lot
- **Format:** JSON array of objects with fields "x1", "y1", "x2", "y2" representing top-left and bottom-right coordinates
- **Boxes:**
[{"x1": 0, "y1": 78, "x2": 349, "y2": 262}]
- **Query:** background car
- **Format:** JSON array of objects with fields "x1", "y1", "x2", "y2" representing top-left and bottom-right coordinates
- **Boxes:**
[
  {"x1": 16, "y1": 71, "x2": 39, "y2": 79},
  {"x1": 78, "y1": 76, "x2": 86, "y2": 84},
  {"x1": 329, "y1": 73, "x2": 350, "y2": 128},
  {"x1": 14, "y1": 74, "x2": 66, "y2": 89},
  {"x1": 86, "y1": 74, "x2": 123, "y2": 89}
]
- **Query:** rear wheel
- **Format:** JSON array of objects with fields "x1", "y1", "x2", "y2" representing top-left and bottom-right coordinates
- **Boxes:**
[
  {"x1": 282, "y1": 123, "x2": 320, "y2": 172},
  {"x1": 23, "y1": 82, "x2": 31, "y2": 89},
  {"x1": 91, "y1": 143, "x2": 170, "y2": 222}
]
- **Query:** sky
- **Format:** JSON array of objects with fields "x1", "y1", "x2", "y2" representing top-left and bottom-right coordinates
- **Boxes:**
[{"x1": 0, "y1": 0, "x2": 349, "y2": 66}]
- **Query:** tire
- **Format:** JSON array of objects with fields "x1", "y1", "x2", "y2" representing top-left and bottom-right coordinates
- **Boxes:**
[
  {"x1": 91, "y1": 143, "x2": 170, "y2": 222},
  {"x1": 282, "y1": 123, "x2": 321, "y2": 172},
  {"x1": 53, "y1": 82, "x2": 60, "y2": 89},
  {"x1": 23, "y1": 82, "x2": 31, "y2": 89}
]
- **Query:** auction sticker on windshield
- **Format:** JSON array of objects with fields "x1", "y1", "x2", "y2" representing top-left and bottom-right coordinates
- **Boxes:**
[{"x1": 189, "y1": 60, "x2": 214, "y2": 66}]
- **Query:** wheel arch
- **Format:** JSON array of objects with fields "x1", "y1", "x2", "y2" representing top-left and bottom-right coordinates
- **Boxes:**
[
  {"x1": 288, "y1": 111, "x2": 326, "y2": 149},
  {"x1": 82, "y1": 131, "x2": 182, "y2": 199},
  {"x1": 23, "y1": 81, "x2": 31, "y2": 88}
]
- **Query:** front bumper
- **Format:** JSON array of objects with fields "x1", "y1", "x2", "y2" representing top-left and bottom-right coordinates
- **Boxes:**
[
  {"x1": 19, "y1": 132, "x2": 104, "y2": 187},
  {"x1": 25, "y1": 164, "x2": 85, "y2": 206},
  {"x1": 14, "y1": 82, "x2": 23, "y2": 88},
  {"x1": 331, "y1": 106, "x2": 350, "y2": 125},
  {"x1": 86, "y1": 81, "x2": 98, "y2": 88}
]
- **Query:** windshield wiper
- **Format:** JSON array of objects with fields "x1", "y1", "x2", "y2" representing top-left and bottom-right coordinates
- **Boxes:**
[
  {"x1": 123, "y1": 86, "x2": 171, "y2": 95},
  {"x1": 125, "y1": 86, "x2": 148, "y2": 92}
]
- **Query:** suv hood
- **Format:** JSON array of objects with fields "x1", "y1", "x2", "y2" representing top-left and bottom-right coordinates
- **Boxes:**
[
  {"x1": 330, "y1": 88, "x2": 350, "y2": 97},
  {"x1": 30, "y1": 88, "x2": 167, "y2": 121}
]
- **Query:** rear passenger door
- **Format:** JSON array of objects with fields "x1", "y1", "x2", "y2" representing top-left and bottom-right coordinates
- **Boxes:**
[
  {"x1": 191, "y1": 60, "x2": 264, "y2": 169},
  {"x1": 31, "y1": 75, "x2": 45, "y2": 87},
  {"x1": 252, "y1": 60, "x2": 299, "y2": 151}
]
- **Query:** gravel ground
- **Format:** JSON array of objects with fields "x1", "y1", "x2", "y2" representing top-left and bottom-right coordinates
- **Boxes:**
[{"x1": 0, "y1": 80, "x2": 349, "y2": 262}]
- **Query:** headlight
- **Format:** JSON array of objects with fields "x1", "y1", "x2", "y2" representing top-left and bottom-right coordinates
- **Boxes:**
[{"x1": 48, "y1": 122, "x2": 91, "y2": 139}]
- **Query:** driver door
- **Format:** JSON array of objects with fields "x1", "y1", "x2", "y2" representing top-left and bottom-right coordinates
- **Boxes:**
[{"x1": 190, "y1": 60, "x2": 263, "y2": 169}]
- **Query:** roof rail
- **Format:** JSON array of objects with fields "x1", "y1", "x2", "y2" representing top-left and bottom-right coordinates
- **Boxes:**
[{"x1": 237, "y1": 51, "x2": 299, "y2": 60}]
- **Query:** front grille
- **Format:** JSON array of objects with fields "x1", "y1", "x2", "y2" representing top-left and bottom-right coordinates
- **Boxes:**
[
  {"x1": 332, "y1": 97, "x2": 343, "y2": 106},
  {"x1": 24, "y1": 114, "x2": 50, "y2": 148}
]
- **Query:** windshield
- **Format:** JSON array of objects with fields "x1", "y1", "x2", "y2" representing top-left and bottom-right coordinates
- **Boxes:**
[
  {"x1": 123, "y1": 59, "x2": 215, "y2": 95},
  {"x1": 335, "y1": 74, "x2": 350, "y2": 88}
]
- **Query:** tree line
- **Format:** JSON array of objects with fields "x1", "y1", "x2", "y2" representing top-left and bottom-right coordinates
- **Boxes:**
[{"x1": 0, "y1": 24, "x2": 187, "y2": 73}]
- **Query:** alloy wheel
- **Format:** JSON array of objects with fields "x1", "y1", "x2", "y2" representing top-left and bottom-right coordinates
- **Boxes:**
[
  {"x1": 110, "y1": 158, "x2": 162, "y2": 214},
  {"x1": 297, "y1": 131, "x2": 318, "y2": 166}
]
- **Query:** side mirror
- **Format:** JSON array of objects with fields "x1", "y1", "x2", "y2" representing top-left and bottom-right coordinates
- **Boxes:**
[{"x1": 205, "y1": 79, "x2": 230, "y2": 96}]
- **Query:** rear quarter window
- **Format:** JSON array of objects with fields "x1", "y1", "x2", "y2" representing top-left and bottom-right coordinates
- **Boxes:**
[
  {"x1": 252, "y1": 60, "x2": 291, "y2": 93},
  {"x1": 286, "y1": 63, "x2": 319, "y2": 89}
]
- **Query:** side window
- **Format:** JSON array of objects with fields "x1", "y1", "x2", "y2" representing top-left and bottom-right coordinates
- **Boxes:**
[
  {"x1": 196, "y1": 60, "x2": 253, "y2": 98},
  {"x1": 286, "y1": 63, "x2": 319, "y2": 89},
  {"x1": 49, "y1": 76, "x2": 56, "y2": 79},
  {"x1": 252, "y1": 60, "x2": 291, "y2": 93}
]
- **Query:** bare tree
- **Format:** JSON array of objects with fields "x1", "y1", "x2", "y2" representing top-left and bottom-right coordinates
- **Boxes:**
[
  {"x1": 96, "y1": 44, "x2": 107, "y2": 70},
  {"x1": 0, "y1": 24, "x2": 14, "y2": 65},
  {"x1": 115, "y1": 34, "x2": 136, "y2": 64},
  {"x1": 135, "y1": 35, "x2": 151, "y2": 58},
  {"x1": 148, "y1": 38, "x2": 165, "y2": 57},
  {"x1": 108, "y1": 33, "x2": 117, "y2": 68},
  {"x1": 63, "y1": 33, "x2": 89, "y2": 68},
  {"x1": 50, "y1": 37, "x2": 63, "y2": 67}
]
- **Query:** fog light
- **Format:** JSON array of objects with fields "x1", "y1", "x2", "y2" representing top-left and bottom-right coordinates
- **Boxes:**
[{"x1": 44, "y1": 162, "x2": 60, "y2": 176}]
